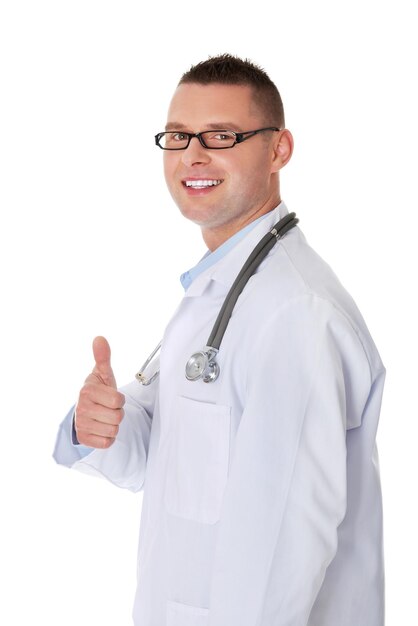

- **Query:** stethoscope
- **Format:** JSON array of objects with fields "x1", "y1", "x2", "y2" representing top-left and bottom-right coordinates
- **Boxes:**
[{"x1": 135, "y1": 212, "x2": 299, "y2": 385}]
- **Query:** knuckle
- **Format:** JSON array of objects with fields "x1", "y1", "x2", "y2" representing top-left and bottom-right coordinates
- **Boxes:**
[
  {"x1": 76, "y1": 432, "x2": 89, "y2": 446},
  {"x1": 79, "y1": 384, "x2": 92, "y2": 400},
  {"x1": 114, "y1": 392, "x2": 125, "y2": 408},
  {"x1": 102, "y1": 437, "x2": 115, "y2": 449},
  {"x1": 109, "y1": 396, "x2": 118, "y2": 410},
  {"x1": 114, "y1": 408, "x2": 124, "y2": 424},
  {"x1": 75, "y1": 405, "x2": 86, "y2": 421},
  {"x1": 108, "y1": 424, "x2": 119, "y2": 438},
  {"x1": 110, "y1": 392, "x2": 125, "y2": 410}
]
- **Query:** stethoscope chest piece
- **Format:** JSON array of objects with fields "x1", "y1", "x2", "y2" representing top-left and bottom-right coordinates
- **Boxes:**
[{"x1": 185, "y1": 348, "x2": 220, "y2": 383}]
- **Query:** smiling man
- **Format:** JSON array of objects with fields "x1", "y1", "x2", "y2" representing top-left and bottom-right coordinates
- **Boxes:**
[
  {"x1": 53, "y1": 54, "x2": 385, "y2": 626},
  {"x1": 162, "y1": 80, "x2": 292, "y2": 251}
]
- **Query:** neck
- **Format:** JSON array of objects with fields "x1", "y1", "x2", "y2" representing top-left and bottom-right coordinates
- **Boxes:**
[{"x1": 201, "y1": 194, "x2": 282, "y2": 252}]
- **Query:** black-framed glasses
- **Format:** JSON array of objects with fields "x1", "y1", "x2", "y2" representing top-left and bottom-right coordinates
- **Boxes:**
[{"x1": 155, "y1": 127, "x2": 281, "y2": 150}]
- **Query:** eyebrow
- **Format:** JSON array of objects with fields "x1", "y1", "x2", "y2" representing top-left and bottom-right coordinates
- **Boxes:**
[{"x1": 164, "y1": 122, "x2": 243, "y2": 132}]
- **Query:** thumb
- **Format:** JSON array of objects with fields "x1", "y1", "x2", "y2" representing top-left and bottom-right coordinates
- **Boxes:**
[{"x1": 92, "y1": 336, "x2": 117, "y2": 388}]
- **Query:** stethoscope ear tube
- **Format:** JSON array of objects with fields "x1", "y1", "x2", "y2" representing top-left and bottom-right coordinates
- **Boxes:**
[
  {"x1": 135, "y1": 340, "x2": 162, "y2": 385},
  {"x1": 207, "y1": 212, "x2": 299, "y2": 351}
]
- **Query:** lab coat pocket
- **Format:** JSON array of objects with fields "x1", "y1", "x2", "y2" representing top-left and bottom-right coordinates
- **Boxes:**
[
  {"x1": 166, "y1": 599, "x2": 209, "y2": 626},
  {"x1": 165, "y1": 396, "x2": 231, "y2": 525}
]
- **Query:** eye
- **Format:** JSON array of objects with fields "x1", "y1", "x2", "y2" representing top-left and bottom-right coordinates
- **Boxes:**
[
  {"x1": 172, "y1": 132, "x2": 188, "y2": 141},
  {"x1": 213, "y1": 132, "x2": 235, "y2": 141},
  {"x1": 202, "y1": 130, "x2": 236, "y2": 149}
]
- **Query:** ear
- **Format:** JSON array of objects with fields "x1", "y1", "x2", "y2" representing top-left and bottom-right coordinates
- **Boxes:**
[{"x1": 271, "y1": 129, "x2": 294, "y2": 173}]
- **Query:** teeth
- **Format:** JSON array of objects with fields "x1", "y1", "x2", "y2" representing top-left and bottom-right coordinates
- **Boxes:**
[{"x1": 185, "y1": 179, "x2": 222, "y2": 187}]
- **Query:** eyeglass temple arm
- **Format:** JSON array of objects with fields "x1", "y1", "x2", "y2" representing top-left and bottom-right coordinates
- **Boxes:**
[{"x1": 235, "y1": 127, "x2": 280, "y2": 144}]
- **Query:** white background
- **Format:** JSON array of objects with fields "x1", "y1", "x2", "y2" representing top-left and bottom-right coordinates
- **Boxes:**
[{"x1": 0, "y1": 1, "x2": 416, "y2": 624}]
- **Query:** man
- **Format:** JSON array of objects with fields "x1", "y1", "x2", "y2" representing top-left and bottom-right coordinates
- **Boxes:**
[{"x1": 53, "y1": 54, "x2": 386, "y2": 625}]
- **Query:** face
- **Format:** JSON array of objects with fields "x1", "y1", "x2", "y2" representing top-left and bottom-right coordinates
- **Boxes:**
[{"x1": 162, "y1": 83, "x2": 292, "y2": 244}]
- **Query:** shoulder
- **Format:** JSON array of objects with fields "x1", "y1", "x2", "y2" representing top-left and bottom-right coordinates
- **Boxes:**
[{"x1": 247, "y1": 226, "x2": 384, "y2": 377}]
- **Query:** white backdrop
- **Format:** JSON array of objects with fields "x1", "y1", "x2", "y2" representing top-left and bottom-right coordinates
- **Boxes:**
[{"x1": 1, "y1": 1, "x2": 416, "y2": 624}]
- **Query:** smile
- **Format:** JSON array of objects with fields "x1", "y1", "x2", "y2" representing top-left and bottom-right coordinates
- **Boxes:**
[{"x1": 183, "y1": 179, "x2": 223, "y2": 188}]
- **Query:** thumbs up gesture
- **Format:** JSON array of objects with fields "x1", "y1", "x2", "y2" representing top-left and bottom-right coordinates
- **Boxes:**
[{"x1": 74, "y1": 337, "x2": 126, "y2": 449}]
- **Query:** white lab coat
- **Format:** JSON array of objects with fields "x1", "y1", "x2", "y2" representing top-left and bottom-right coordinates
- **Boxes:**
[{"x1": 53, "y1": 202, "x2": 385, "y2": 626}]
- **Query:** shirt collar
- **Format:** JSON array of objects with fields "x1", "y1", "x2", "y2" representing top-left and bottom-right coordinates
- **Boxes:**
[{"x1": 181, "y1": 201, "x2": 291, "y2": 298}]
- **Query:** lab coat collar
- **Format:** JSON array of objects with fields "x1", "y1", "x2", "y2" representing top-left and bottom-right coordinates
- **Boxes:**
[{"x1": 183, "y1": 201, "x2": 290, "y2": 298}]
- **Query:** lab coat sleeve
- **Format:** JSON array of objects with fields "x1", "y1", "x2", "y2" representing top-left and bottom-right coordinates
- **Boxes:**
[
  {"x1": 52, "y1": 377, "x2": 157, "y2": 493},
  {"x1": 208, "y1": 293, "x2": 373, "y2": 626}
]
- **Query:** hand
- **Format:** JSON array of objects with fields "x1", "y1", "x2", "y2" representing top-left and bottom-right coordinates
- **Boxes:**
[{"x1": 74, "y1": 336, "x2": 125, "y2": 449}]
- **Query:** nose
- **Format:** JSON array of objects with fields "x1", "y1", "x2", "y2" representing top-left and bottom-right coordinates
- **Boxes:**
[{"x1": 181, "y1": 136, "x2": 211, "y2": 167}]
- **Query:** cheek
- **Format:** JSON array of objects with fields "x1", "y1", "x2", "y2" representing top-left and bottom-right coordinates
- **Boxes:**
[
  {"x1": 228, "y1": 156, "x2": 271, "y2": 203},
  {"x1": 244, "y1": 153, "x2": 271, "y2": 186},
  {"x1": 234, "y1": 145, "x2": 265, "y2": 173},
  {"x1": 229, "y1": 155, "x2": 264, "y2": 189}
]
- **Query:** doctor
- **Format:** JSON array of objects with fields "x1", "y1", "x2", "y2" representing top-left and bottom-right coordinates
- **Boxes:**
[{"x1": 53, "y1": 54, "x2": 386, "y2": 625}]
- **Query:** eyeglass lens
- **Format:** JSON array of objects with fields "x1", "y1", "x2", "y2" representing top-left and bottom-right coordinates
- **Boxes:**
[{"x1": 160, "y1": 131, "x2": 237, "y2": 149}]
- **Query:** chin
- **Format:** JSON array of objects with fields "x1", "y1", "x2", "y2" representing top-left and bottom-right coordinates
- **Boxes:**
[
  {"x1": 176, "y1": 200, "x2": 217, "y2": 226},
  {"x1": 178, "y1": 208, "x2": 211, "y2": 227}
]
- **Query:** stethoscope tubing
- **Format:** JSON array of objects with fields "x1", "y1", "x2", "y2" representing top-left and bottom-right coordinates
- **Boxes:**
[{"x1": 207, "y1": 212, "x2": 299, "y2": 350}]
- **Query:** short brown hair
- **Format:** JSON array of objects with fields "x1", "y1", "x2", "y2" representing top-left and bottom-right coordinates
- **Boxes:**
[{"x1": 179, "y1": 53, "x2": 285, "y2": 128}]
